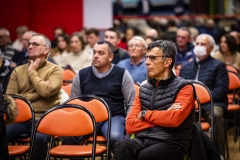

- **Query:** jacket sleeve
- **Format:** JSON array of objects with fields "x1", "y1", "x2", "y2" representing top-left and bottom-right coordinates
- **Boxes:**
[
  {"x1": 211, "y1": 63, "x2": 228, "y2": 101},
  {"x1": 27, "y1": 66, "x2": 63, "y2": 98},
  {"x1": 144, "y1": 85, "x2": 195, "y2": 127},
  {"x1": 6, "y1": 69, "x2": 43, "y2": 102},
  {"x1": 126, "y1": 93, "x2": 156, "y2": 134}
]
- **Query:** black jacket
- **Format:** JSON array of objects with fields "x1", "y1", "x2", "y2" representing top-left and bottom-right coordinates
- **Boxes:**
[{"x1": 180, "y1": 56, "x2": 229, "y2": 111}]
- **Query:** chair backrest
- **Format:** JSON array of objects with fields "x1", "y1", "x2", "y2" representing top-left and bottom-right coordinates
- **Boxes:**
[
  {"x1": 63, "y1": 69, "x2": 76, "y2": 81},
  {"x1": 61, "y1": 83, "x2": 72, "y2": 97},
  {"x1": 226, "y1": 64, "x2": 239, "y2": 74},
  {"x1": 188, "y1": 80, "x2": 214, "y2": 140},
  {"x1": 63, "y1": 95, "x2": 111, "y2": 160},
  {"x1": 11, "y1": 94, "x2": 35, "y2": 123},
  {"x1": 227, "y1": 70, "x2": 240, "y2": 90},
  {"x1": 29, "y1": 104, "x2": 97, "y2": 160}
]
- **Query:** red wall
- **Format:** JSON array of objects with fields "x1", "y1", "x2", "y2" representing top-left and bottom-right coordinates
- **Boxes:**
[{"x1": 0, "y1": 0, "x2": 83, "y2": 41}]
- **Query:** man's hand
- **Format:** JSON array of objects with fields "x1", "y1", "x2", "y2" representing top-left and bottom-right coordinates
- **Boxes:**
[
  {"x1": 167, "y1": 103, "x2": 182, "y2": 111},
  {"x1": 28, "y1": 57, "x2": 42, "y2": 71}
]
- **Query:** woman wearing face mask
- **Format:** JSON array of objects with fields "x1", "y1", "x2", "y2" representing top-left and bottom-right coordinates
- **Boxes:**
[
  {"x1": 212, "y1": 34, "x2": 240, "y2": 70},
  {"x1": 62, "y1": 32, "x2": 93, "y2": 73},
  {"x1": 49, "y1": 34, "x2": 71, "y2": 68}
]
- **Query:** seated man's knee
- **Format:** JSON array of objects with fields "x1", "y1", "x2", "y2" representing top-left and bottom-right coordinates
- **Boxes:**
[{"x1": 110, "y1": 130, "x2": 124, "y2": 146}]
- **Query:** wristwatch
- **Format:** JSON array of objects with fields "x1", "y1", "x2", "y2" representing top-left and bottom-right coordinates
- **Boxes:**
[{"x1": 140, "y1": 110, "x2": 147, "y2": 119}]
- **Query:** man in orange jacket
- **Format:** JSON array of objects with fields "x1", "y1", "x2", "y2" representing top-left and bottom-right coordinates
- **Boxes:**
[{"x1": 112, "y1": 40, "x2": 196, "y2": 160}]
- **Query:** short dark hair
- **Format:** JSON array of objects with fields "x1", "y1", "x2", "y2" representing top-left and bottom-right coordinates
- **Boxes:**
[
  {"x1": 96, "y1": 41, "x2": 114, "y2": 54},
  {"x1": 220, "y1": 34, "x2": 238, "y2": 54},
  {"x1": 106, "y1": 28, "x2": 121, "y2": 38},
  {"x1": 70, "y1": 32, "x2": 85, "y2": 50},
  {"x1": 86, "y1": 28, "x2": 99, "y2": 36},
  {"x1": 147, "y1": 40, "x2": 176, "y2": 69},
  {"x1": 177, "y1": 27, "x2": 191, "y2": 38}
]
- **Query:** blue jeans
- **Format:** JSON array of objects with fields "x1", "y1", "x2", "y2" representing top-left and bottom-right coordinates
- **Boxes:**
[{"x1": 62, "y1": 115, "x2": 126, "y2": 150}]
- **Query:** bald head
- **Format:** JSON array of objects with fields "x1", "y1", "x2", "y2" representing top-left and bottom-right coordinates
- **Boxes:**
[{"x1": 145, "y1": 28, "x2": 159, "y2": 39}]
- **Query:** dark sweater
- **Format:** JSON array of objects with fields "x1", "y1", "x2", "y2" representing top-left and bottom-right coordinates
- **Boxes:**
[{"x1": 180, "y1": 56, "x2": 229, "y2": 111}]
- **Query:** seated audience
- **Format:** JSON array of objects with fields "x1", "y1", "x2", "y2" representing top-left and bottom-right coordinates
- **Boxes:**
[
  {"x1": 118, "y1": 36, "x2": 147, "y2": 84},
  {"x1": 85, "y1": 28, "x2": 100, "y2": 55},
  {"x1": 104, "y1": 28, "x2": 129, "y2": 64},
  {"x1": 49, "y1": 34, "x2": 71, "y2": 68},
  {"x1": 12, "y1": 25, "x2": 28, "y2": 52},
  {"x1": 113, "y1": 40, "x2": 196, "y2": 160},
  {"x1": 62, "y1": 41, "x2": 136, "y2": 152},
  {"x1": 213, "y1": 34, "x2": 240, "y2": 70},
  {"x1": 62, "y1": 32, "x2": 92, "y2": 73},
  {"x1": 175, "y1": 27, "x2": 195, "y2": 66},
  {"x1": 6, "y1": 33, "x2": 63, "y2": 160},
  {"x1": 12, "y1": 31, "x2": 36, "y2": 66},
  {"x1": 180, "y1": 34, "x2": 229, "y2": 159}
]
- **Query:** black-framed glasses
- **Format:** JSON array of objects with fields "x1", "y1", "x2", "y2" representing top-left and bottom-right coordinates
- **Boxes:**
[
  {"x1": 27, "y1": 42, "x2": 43, "y2": 48},
  {"x1": 144, "y1": 55, "x2": 169, "y2": 62}
]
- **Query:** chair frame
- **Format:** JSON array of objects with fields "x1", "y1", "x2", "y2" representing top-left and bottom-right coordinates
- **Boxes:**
[
  {"x1": 29, "y1": 104, "x2": 97, "y2": 160},
  {"x1": 188, "y1": 80, "x2": 214, "y2": 140},
  {"x1": 8, "y1": 94, "x2": 35, "y2": 158},
  {"x1": 63, "y1": 94, "x2": 112, "y2": 160}
]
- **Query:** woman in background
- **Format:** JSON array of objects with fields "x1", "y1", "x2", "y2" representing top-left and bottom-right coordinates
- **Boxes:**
[
  {"x1": 50, "y1": 34, "x2": 71, "y2": 68},
  {"x1": 63, "y1": 32, "x2": 92, "y2": 73},
  {"x1": 213, "y1": 34, "x2": 240, "y2": 70}
]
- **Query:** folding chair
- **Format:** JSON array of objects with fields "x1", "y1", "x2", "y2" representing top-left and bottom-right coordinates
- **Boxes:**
[
  {"x1": 225, "y1": 70, "x2": 240, "y2": 156},
  {"x1": 63, "y1": 95, "x2": 111, "y2": 160},
  {"x1": 188, "y1": 80, "x2": 214, "y2": 140},
  {"x1": 226, "y1": 64, "x2": 239, "y2": 75},
  {"x1": 62, "y1": 69, "x2": 76, "y2": 86},
  {"x1": 61, "y1": 83, "x2": 72, "y2": 97},
  {"x1": 29, "y1": 104, "x2": 102, "y2": 160},
  {"x1": 8, "y1": 94, "x2": 35, "y2": 159}
]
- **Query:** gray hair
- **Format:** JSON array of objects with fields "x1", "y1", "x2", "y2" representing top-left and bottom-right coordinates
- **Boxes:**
[
  {"x1": 197, "y1": 33, "x2": 216, "y2": 48},
  {"x1": 147, "y1": 40, "x2": 176, "y2": 69},
  {"x1": 32, "y1": 33, "x2": 51, "y2": 56},
  {"x1": 0, "y1": 27, "x2": 10, "y2": 37},
  {"x1": 128, "y1": 36, "x2": 147, "y2": 48}
]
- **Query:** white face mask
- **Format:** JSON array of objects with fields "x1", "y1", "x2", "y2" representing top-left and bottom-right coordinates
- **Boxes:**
[{"x1": 193, "y1": 46, "x2": 207, "y2": 57}]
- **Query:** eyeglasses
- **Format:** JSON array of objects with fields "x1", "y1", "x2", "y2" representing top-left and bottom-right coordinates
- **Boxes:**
[
  {"x1": 0, "y1": 35, "x2": 7, "y2": 39},
  {"x1": 177, "y1": 36, "x2": 187, "y2": 39},
  {"x1": 128, "y1": 44, "x2": 143, "y2": 48},
  {"x1": 27, "y1": 42, "x2": 44, "y2": 48},
  {"x1": 144, "y1": 55, "x2": 169, "y2": 62}
]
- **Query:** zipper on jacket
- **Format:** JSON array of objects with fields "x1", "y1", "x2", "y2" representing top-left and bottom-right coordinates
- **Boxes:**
[
  {"x1": 195, "y1": 63, "x2": 200, "y2": 80},
  {"x1": 151, "y1": 86, "x2": 158, "y2": 108}
]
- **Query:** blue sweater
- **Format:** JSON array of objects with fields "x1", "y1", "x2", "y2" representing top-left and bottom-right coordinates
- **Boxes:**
[{"x1": 117, "y1": 58, "x2": 147, "y2": 84}]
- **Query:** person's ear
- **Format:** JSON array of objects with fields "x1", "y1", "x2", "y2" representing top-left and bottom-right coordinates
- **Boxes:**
[
  {"x1": 43, "y1": 47, "x2": 50, "y2": 56},
  {"x1": 164, "y1": 58, "x2": 172, "y2": 67},
  {"x1": 109, "y1": 53, "x2": 114, "y2": 62}
]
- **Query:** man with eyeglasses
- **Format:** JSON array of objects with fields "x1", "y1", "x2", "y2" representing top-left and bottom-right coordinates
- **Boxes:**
[
  {"x1": 117, "y1": 36, "x2": 147, "y2": 84},
  {"x1": 176, "y1": 27, "x2": 195, "y2": 66},
  {"x1": 6, "y1": 33, "x2": 63, "y2": 160},
  {"x1": 11, "y1": 31, "x2": 36, "y2": 66},
  {"x1": 112, "y1": 40, "x2": 196, "y2": 160}
]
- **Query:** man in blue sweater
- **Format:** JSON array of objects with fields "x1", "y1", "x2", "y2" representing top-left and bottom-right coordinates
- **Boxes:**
[
  {"x1": 62, "y1": 41, "x2": 136, "y2": 151},
  {"x1": 180, "y1": 34, "x2": 228, "y2": 158},
  {"x1": 118, "y1": 36, "x2": 147, "y2": 84}
]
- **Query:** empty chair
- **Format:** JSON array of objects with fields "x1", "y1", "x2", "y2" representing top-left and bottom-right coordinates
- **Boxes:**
[
  {"x1": 29, "y1": 103, "x2": 102, "y2": 160},
  {"x1": 8, "y1": 94, "x2": 35, "y2": 159}
]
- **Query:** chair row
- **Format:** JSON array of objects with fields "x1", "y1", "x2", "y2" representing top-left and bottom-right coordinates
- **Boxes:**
[{"x1": 8, "y1": 94, "x2": 111, "y2": 160}]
